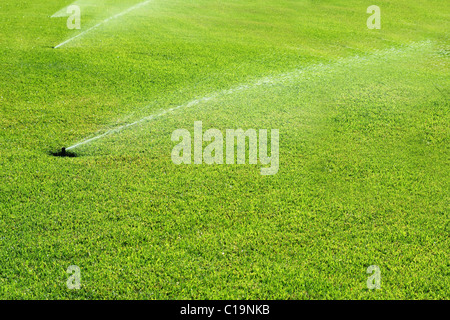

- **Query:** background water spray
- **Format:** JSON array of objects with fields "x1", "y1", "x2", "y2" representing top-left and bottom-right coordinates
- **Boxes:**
[{"x1": 54, "y1": 0, "x2": 153, "y2": 48}]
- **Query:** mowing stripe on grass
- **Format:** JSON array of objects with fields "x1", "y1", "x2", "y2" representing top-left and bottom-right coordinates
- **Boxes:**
[
  {"x1": 66, "y1": 41, "x2": 432, "y2": 151},
  {"x1": 54, "y1": 0, "x2": 152, "y2": 49}
]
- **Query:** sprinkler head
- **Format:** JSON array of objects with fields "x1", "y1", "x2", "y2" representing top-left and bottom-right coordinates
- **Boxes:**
[{"x1": 50, "y1": 147, "x2": 77, "y2": 157}]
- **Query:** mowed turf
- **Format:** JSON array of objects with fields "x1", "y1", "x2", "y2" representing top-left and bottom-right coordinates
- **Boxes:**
[{"x1": 0, "y1": 0, "x2": 448, "y2": 299}]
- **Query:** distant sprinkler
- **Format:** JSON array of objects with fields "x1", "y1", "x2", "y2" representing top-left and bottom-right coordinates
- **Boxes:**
[{"x1": 61, "y1": 147, "x2": 66, "y2": 156}]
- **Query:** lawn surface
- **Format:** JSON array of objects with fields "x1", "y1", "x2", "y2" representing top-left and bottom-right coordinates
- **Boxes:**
[{"x1": 0, "y1": 0, "x2": 448, "y2": 299}]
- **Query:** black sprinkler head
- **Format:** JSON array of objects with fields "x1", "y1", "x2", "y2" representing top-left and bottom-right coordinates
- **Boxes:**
[{"x1": 50, "y1": 147, "x2": 77, "y2": 157}]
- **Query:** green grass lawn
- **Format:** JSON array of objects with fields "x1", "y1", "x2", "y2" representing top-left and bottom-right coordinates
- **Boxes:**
[{"x1": 0, "y1": 0, "x2": 448, "y2": 299}]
